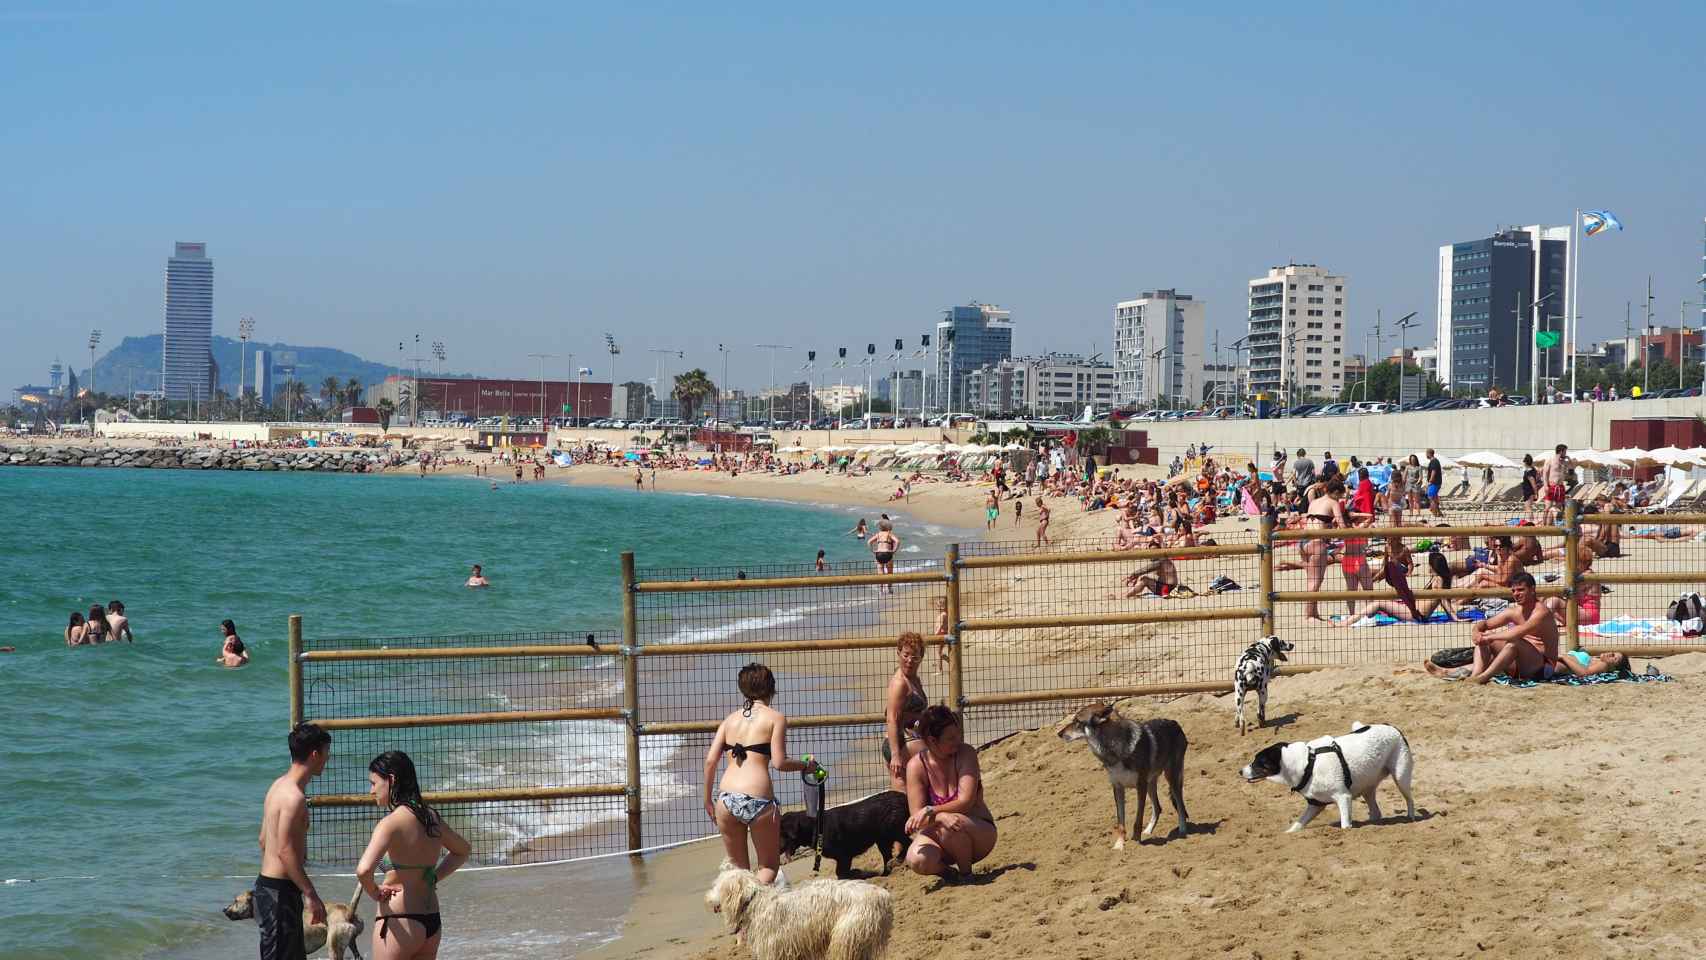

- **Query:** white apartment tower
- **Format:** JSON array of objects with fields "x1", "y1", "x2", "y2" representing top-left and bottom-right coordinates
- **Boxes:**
[
  {"x1": 163, "y1": 241, "x2": 214, "y2": 401},
  {"x1": 1245, "y1": 264, "x2": 1346, "y2": 403},
  {"x1": 1114, "y1": 290, "x2": 1205, "y2": 407}
]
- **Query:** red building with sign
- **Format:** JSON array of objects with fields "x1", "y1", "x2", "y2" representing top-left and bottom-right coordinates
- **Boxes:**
[{"x1": 378, "y1": 375, "x2": 613, "y2": 418}]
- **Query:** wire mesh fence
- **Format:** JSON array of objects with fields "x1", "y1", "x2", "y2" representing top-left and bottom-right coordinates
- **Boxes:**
[
  {"x1": 291, "y1": 507, "x2": 1706, "y2": 868},
  {"x1": 299, "y1": 629, "x2": 628, "y2": 866}
]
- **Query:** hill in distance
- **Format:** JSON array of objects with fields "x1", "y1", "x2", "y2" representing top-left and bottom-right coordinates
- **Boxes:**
[{"x1": 86, "y1": 335, "x2": 473, "y2": 398}]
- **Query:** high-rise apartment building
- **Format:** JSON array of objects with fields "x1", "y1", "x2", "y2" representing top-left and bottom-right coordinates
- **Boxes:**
[
  {"x1": 1245, "y1": 264, "x2": 1346, "y2": 403},
  {"x1": 253, "y1": 349, "x2": 274, "y2": 405},
  {"x1": 1436, "y1": 225, "x2": 1569, "y2": 391},
  {"x1": 934, "y1": 303, "x2": 1013, "y2": 413},
  {"x1": 1114, "y1": 290, "x2": 1205, "y2": 407},
  {"x1": 163, "y1": 242, "x2": 214, "y2": 401}
]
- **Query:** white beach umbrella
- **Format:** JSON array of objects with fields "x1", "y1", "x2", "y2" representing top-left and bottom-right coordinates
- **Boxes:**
[
  {"x1": 1454, "y1": 451, "x2": 1520, "y2": 469},
  {"x1": 1572, "y1": 449, "x2": 1627, "y2": 467},
  {"x1": 1607, "y1": 448, "x2": 1659, "y2": 466},
  {"x1": 1649, "y1": 445, "x2": 1701, "y2": 466}
]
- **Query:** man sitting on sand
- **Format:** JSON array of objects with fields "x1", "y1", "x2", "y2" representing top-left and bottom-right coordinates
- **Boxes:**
[
  {"x1": 1427, "y1": 572, "x2": 1557, "y2": 684},
  {"x1": 1116, "y1": 559, "x2": 1188, "y2": 599},
  {"x1": 466, "y1": 564, "x2": 490, "y2": 588}
]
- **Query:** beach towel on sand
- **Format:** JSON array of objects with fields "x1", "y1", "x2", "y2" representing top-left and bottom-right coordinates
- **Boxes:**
[
  {"x1": 1345, "y1": 609, "x2": 1486, "y2": 627},
  {"x1": 1493, "y1": 670, "x2": 1674, "y2": 689},
  {"x1": 1581, "y1": 618, "x2": 1688, "y2": 642}
]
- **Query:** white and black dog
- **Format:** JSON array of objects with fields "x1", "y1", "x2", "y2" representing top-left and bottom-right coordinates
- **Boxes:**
[
  {"x1": 1058, "y1": 702, "x2": 1189, "y2": 850},
  {"x1": 1240, "y1": 721, "x2": 1415, "y2": 833},
  {"x1": 1233, "y1": 635, "x2": 1294, "y2": 735}
]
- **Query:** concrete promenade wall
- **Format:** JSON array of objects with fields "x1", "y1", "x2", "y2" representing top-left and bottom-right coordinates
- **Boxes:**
[{"x1": 1137, "y1": 397, "x2": 1706, "y2": 464}]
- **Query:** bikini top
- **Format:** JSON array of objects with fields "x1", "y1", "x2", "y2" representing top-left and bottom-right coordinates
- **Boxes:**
[
  {"x1": 381, "y1": 858, "x2": 438, "y2": 890},
  {"x1": 925, "y1": 752, "x2": 962, "y2": 806},
  {"x1": 724, "y1": 742, "x2": 773, "y2": 764},
  {"x1": 899, "y1": 674, "x2": 927, "y2": 719}
]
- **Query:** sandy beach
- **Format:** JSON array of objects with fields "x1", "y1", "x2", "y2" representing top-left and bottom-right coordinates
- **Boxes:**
[{"x1": 591, "y1": 654, "x2": 1706, "y2": 960}]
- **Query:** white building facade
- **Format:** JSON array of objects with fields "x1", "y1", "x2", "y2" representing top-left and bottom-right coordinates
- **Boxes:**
[
  {"x1": 1245, "y1": 264, "x2": 1346, "y2": 404},
  {"x1": 163, "y1": 241, "x2": 214, "y2": 401},
  {"x1": 964, "y1": 353, "x2": 1116, "y2": 416},
  {"x1": 1114, "y1": 290, "x2": 1205, "y2": 407}
]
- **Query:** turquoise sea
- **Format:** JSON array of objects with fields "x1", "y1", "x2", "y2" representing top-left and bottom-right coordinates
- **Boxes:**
[{"x1": 0, "y1": 466, "x2": 948, "y2": 960}]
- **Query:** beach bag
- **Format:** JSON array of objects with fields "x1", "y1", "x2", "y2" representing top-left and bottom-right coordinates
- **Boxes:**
[
  {"x1": 1666, "y1": 592, "x2": 1705, "y2": 623},
  {"x1": 1430, "y1": 647, "x2": 1474, "y2": 668}
]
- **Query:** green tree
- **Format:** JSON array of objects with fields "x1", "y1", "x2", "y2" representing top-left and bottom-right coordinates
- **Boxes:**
[
  {"x1": 1339, "y1": 361, "x2": 1439, "y2": 403},
  {"x1": 671, "y1": 369, "x2": 717, "y2": 422},
  {"x1": 375, "y1": 398, "x2": 396, "y2": 431},
  {"x1": 344, "y1": 377, "x2": 363, "y2": 407},
  {"x1": 320, "y1": 377, "x2": 345, "y2": 418}
]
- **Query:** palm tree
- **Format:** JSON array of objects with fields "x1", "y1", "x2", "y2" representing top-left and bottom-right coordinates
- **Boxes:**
[
  {"x1": 282, "y1": 380, "x2": 309, "y2": 419},
  {"x1": 376, "y1": 398, "x2": 396, "y2": 431},
  {"x1": 320, "y1": 377, "x2": 344, "y2": 418},
  {"x1": 344, "y1": 377, "x2": 362, "y2": 407},
  {"x1": 672, "y1": 369, "x2": 717, "y2": 422}
]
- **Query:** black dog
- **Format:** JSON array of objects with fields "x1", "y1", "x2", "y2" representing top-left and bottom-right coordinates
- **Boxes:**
[{"x1": 778, "y1": 790, "x2": 911, "y2": 879}]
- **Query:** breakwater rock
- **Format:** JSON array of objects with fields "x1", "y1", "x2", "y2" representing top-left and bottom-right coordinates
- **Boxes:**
[{"x1": 0, "y1": 444, "x2": 407, "y2": 473}]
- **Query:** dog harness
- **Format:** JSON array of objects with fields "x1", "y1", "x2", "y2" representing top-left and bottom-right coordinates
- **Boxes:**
[{"x1": 1292, "y1": 742, "x2": 1351, "y2": 803}]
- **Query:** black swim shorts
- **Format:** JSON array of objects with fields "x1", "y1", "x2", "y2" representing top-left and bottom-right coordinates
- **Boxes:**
[{"x1": 254, "y1": 874, "x2": 306, "y2": 960}]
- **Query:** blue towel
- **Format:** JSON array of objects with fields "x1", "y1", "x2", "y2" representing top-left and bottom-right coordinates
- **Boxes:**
[{"x1": 1493, "y1": 671, "x2": 1674, "y2": 689}]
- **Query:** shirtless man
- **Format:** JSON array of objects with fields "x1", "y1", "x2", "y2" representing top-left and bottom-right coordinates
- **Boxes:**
[
  {"x1": 1118, "y1": 559, "x2": 1180, "y2": 598},
  {"x1": 106, "y1": 600, "x2": 133, "y2": 643},
  {"x1": 465, "y1": 564, "x2": 490, "y2": 588},
  {"x1": 1541, "y1": 443, "x2": 1571, "y2": 526},
  {"x1": 255, "y1": 723, "x2": 331, "y2": 960},
  {"x1": 1428, "y1": 573, "x2": 1558, "y2": 684}
]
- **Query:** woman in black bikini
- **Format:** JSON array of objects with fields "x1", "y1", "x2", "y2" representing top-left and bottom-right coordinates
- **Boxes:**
[
  {"x1": 701, "y1": 663, "x2": 819, "y2": 884},
  {"x1": 883, "y1": 633, "x2": 930, "y2": 790},
  {"x1": 357, "y1": 751, "x2": 471, "y2": 960},
  {"x1": 869, "y1": 519, "x2": 900, "y2": 594},
  {"x1": 903, "y1": 706, "x2": 997, "y2": 882}
]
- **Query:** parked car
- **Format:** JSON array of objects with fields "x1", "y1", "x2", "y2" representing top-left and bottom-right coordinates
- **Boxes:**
[
  {"x1": 1349, "y1": 401, "x2": 1391, "y2": 414},
  {"x1": 1309, "y1": 403, "x2": 1354, "y2": 417},
  {"x1": 1280, "y1": 404, "x2": 1320, "y2": 418}
]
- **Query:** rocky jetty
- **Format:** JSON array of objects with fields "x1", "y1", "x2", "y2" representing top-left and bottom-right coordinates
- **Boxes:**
[{"x1": 0, "y1": 443, "x2": 405, "y2": 473}]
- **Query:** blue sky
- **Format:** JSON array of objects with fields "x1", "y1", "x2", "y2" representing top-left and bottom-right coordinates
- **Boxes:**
[{"x1": 3, "y1": 2, "x2": 1702, "y2": 394}]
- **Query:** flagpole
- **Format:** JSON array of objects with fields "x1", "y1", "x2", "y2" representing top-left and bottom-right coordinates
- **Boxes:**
[{"x1": 1569, "y1": 208, "x2": 1581, "y2": 399}]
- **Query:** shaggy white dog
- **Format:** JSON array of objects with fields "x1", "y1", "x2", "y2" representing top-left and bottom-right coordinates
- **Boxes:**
[{"x1": 704, "y1": 866, "x2": 893, "y2": 960}]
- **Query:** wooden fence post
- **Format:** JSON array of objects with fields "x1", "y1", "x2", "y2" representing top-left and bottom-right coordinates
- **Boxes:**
[
  {"x1": 1563, "y1": 499, "x2": 1581, "y2": 651},
  {"x1": 945, "y1": 543, "x2": 964, "y2": 711},
  {"x1": 1258, "y1": 515, "x2": 1276, "y2": 637},
  {"x1": 289, "y1": 614, "x2": 303, "y2": 728},
  {"x1": 620, "y1": 552, "x2": 643, "y2": 853}
]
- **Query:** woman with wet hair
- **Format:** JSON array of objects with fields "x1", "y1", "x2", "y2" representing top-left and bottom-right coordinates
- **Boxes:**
[
  {"x1": 65, "y1": 611, "x2": 86, "y2": 646},
  {"x1": 701, "y1": 663, "x2": 820, "y2": 884},
  {"x1": 904, "y1": 706, "x2": 997, "y2": 882},
  {"x1": 357, "y1": 751, "x2": 471, "y2": 959}
]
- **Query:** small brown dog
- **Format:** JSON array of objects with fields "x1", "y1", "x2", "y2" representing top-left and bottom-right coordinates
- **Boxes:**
[{"x1": 223, "y1": 886, "x2": 365, "y2": 959}]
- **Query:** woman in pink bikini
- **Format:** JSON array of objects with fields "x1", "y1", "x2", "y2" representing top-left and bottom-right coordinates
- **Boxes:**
[{"x1": 903, "y1": 706, "x2": 997, "y2": 882}]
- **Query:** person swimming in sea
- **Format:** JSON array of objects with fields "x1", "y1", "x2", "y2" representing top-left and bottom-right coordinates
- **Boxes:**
[
  {"x1": 849, "y1": 518, "x2": 868, "y2": 540},
  {"x1": 218, "y1": 619, "x2": 250, "y2": 668},
  {"x1": 466, "y1": 564, "x2": 490, "y2": 588}
]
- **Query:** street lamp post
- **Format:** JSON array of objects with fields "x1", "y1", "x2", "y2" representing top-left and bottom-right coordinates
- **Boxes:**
[
  {"x1": 431, "y1": 341, "x2": 446, "y2": 416},
  {"x1": 87, "y1": 329, "x2": 101, "y2": 424},
  {"x1": 527, "y1": 352, "x2": 556, "y2": 438},
  {"x1": 1394, "y1": 311, "x2": 1419, "y2": 409},
  {"x1": 1528, "y1": 291, "x2": 1558, "y2": 403},
  {"x1": 755, "y1": 344, "x2": 792, "y2": 426},
  {"x1": 718, "y1": 344, "x2": 730, "y2": 423},
  {"x1": 238, "y1": 318, "x2": 254, "y2": 420}
]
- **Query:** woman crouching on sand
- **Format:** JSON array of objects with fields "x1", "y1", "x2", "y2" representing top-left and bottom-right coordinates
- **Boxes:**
[
  {"x1": 357, "y1": 751, "x2": 471, "y2": 960},
  {"x1": 905, "y1": 706, "x2": 997, "y2": 883},
  {"x1": 702, "y1": 663, "x2": 820, "y2": 884}
]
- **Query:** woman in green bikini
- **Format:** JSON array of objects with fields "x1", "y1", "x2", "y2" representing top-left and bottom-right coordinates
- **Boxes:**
[{"x1": 357, "y1": 751, "x2": 471, "y2": 960}]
